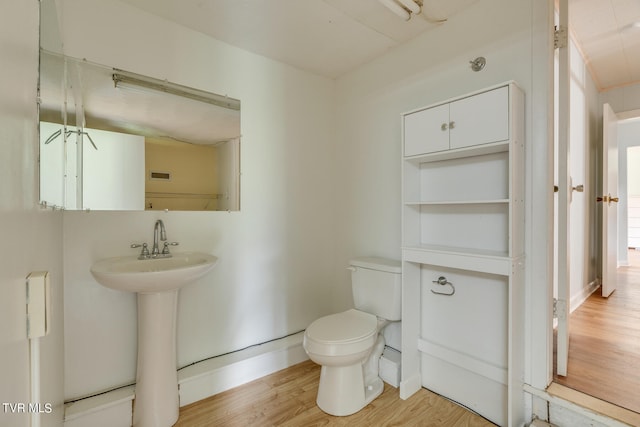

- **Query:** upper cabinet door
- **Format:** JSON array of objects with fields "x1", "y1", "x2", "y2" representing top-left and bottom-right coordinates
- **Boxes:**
[
  {"x1": 449, "y1": 86, "x2": 509, "y2": 150},
  {"x1": 403, "y1": 103, "x2": 449, "y2": 156}
]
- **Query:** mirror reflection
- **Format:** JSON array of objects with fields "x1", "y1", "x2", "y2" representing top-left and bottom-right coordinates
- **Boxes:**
[{"x1": 39, "y1": 51, "x2": 241, "y2": 211}]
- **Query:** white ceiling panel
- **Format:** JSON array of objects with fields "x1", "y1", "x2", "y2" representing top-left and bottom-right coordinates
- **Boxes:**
[
  {"x1": 119, "y1": 0, "x2": 478, "y2": 78},
  {"x1": 117, "y1": 0, "x2": 640, "y2": 89},
  {"x1": 570, "y1": 0, "x2": 640, "y2": 90}
]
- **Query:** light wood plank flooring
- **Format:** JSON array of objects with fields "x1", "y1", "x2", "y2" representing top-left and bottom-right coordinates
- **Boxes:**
[
  {"x1": 553, "y1": 250, "x2": 640, "y2": 414},
  {"x1": 175, "y1": 360, "x2": 496, "y2": 426}
]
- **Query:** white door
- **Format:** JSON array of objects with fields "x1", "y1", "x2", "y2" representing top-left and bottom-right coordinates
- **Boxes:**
[
  {"x1": 555, "y1": 0, "x2": 571, "y2": 377},
  {"x1": 601, "y1": 104, "x2": 619, "y2": 297}
]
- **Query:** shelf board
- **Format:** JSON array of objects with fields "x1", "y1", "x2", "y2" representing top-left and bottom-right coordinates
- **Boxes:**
[
  {"x1": 404, "y1": 140, "x2": 509, "y2": 164},
  {"x1": 404, "y1": 199, "x2": 509, "y2": 206},
  {"x1": 402, "y1": 245, "x2": 513, "y2": 275}
]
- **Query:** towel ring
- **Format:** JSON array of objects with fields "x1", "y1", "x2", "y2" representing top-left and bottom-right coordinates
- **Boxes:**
[{"x1": 431, "y1": 276, "x2": 455, "y2": 296}]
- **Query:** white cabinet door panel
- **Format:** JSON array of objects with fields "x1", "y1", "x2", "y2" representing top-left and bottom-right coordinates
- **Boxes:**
[
  {"x1": 449, "y1": 86, "x2": 509, "y2": 150},
  {"x1": 404, "y1": 103, "x2": 449, "y2": 156}
]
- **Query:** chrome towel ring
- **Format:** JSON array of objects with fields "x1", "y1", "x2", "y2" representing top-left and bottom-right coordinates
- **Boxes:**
[{"x1": 431, "y1": 276, "x2": 455, "y2": 296}]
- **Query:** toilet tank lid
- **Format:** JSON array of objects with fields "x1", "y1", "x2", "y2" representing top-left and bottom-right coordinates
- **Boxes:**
[{"x1": 350, "y1": 257, "x2": 401, "y2": 273}]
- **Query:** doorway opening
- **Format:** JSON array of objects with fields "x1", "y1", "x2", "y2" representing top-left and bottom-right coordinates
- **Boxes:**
[
  {"x1": 553, "y1": 112, "x2": 640, "y2": 414},
  {"x1": 552, "y1": 251, "x2": 640, "y2": 414}
]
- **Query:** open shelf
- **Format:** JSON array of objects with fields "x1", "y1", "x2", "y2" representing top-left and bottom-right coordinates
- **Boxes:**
[{"x1": 401, "y1": 82, "x2": 525, "y2": 427}]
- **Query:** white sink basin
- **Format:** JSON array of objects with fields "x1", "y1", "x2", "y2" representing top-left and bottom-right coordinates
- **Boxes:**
[{"x1": 90, "y1": 251, "x2": 218, "y2": 293}]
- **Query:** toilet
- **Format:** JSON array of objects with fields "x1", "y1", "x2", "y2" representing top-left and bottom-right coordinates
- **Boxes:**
[{"x1": 303, "y1": 257, "x2": 401, "y2": 416}]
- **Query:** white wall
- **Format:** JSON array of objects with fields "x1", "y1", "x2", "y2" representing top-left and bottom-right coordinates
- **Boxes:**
[
  {"x1": 601, "y1": 82, "x2": 640, "y2": 113},
  {"x1": 617, "y1": 121, "x2": 640, "y2": 258},
  {"x1": 0, "y1": 1, "x2": 64, "y2": 426},
  {"x1": 53, "y1": 0, "x2": 337, "y2": 400},
  {"x1": 334, "y1": 0, "x2": 554, "y2": 394},
  {"x1": 628, "y1": 146, "x2": 640, "y2": 196},
  {"x1": 566, "y1": 37, "x2": 600, "y2": 309}
]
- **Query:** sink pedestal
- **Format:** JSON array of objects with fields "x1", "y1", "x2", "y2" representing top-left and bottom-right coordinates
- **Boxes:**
[
  {"x1": 90, "y1": 251, "x2": 218, "y2": 426},
  {"x1": 133, "y1": 290, "x2": 179, "y2": 427}
]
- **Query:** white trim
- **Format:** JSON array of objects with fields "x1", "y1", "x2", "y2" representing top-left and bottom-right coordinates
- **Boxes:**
[
  {"x1": 63, "y1": 333, "x2": 307, "y2": 426},
  {"x1": 417, "y1": 338, "x2": 507, "y2": 385},
  {"x1": 616, "y1": 109, "x2": 640, "y2": 122},
  {"x1": 524, "y1": 384, "x2": 633, "y2": 427},
  {"x1": 569, "y1": 280, "x2": 599, "y2": 313},
  {"x1": 178, "y1": 332, "x2": 308, "y2": 406},
  {"x1": 399, "y1": 373, "x2": 421, "y2": 400},
  {"x1": 63, "y1": 386, "x2": 134, "y2": 427}
]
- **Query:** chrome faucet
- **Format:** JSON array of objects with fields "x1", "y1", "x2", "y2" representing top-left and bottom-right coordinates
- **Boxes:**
[
  {"x1": 131, "y1": 220, "x2": 178, "y2": 259},
  {"x1": 152, "y1": 219, "x2": 167, "y2": 256}
]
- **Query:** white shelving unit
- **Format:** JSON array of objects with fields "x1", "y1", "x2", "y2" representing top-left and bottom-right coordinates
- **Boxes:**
[{"x1": 400, "y1": 82, "x2": 525, "y2": 427}]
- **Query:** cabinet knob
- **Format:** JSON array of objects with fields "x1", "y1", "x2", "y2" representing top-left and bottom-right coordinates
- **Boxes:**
[
  {"x1": 441, "y1": 123, "x2": 448, "y2": 131},
  {"x1": 449, "y1": 121, "x2": 455, "y2": 129}
]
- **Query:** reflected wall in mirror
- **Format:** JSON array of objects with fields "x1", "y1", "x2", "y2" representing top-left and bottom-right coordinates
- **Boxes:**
[{"x1": 39, "y1": 51, "x2": 241, "y2": 211}]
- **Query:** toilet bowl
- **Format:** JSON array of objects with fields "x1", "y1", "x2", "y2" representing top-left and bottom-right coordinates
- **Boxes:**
[
  {"x1": 303, "y1": 309, "x2": 386, "y2": 416},
  {"x1": 303, "y1": 257, "x2": 402, "y2": 416}
]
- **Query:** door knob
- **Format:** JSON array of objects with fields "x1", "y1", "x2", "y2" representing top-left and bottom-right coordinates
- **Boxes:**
[{"x1": 597, "y1": 194, "x2": 619, "y2": 205}]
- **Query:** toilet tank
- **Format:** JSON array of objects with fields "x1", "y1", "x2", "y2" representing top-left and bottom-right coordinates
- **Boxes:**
[{"x1": 350, "y1": 257, "x2": 402, "y2": 321}]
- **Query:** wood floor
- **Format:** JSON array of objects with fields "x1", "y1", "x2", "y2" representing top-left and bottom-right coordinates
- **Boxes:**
[
  {"x1": 175, "y1": 360, "x2": 496, "y2": 426},
  {"x1": 553, "y1": 250, "x2": 640, "y2": 414}
]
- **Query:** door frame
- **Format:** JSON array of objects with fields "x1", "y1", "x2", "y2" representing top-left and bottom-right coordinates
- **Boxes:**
[
  {"x1": 601, "y1": 103, "x2": 619, "y2": 297},
  {"x1": 554, "y1": 0, "x2": 571, "y2": 377}
]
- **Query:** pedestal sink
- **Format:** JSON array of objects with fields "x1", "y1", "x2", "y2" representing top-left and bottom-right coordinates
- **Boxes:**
[{"x1": 91, "y1": 252, "x2": 217, "y2": 427}]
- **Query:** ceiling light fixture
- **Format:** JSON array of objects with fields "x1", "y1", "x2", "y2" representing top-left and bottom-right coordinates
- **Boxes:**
[
  {"x1": 112, "y1": 71, "x2": 240, "y2": 111},
  {"x1": 397, "y1": 0, "x2": 421, "y2": 15},
  {"x1": 378, "y1": 0, "x2": 412, "y2": 21}
]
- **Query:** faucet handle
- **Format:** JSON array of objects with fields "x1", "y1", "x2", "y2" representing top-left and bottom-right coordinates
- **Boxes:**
[
  {"x1": 162, "y1": 241, "x2": 179, "y2": 255},
  {"x1": 131, "y1": 243, "x2": 150, "y2": 258}
]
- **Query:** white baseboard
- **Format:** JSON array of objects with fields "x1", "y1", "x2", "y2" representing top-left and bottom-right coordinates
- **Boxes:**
[
  {"x1": 178, "y1": 332, "x2": 308, "y2": 406},
  {"x1": 63, "y1": 332, "x2": 308, "y2": 426},
  {"x1": 569, "y1": 280, "x2": 599, "y2": 313},
  {"x1": 63, "y1": 386, "x2": 134, "y2": 427}
]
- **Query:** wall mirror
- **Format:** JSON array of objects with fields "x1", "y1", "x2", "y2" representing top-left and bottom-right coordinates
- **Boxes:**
[{"x1": 38, "y1": 13, "x2": 241, "y2": 212}]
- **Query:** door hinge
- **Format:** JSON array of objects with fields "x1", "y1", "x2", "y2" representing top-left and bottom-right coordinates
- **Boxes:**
[
  {"x1": 553, "y1": 298, "x2": 567, "y2": 320},
  {"x1": 554, "y1": 25, "x2": 568, "y2": 49}
]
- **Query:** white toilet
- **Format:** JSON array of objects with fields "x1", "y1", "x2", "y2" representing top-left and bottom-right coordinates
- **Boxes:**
[{"x1": 303, "y1": 257, "x2": 401, "y2": 416}]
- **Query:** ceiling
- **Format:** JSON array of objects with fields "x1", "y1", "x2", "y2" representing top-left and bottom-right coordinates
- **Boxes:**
[
  {"x1": 118, "y1": 0, "x2": 480, "y2": 78},
  {"x1": 569, "y1": 0, "x2": 640, "y2": 91},
  {"x1": 117, "y1": 0, "x2": 640, "y2": 91}
]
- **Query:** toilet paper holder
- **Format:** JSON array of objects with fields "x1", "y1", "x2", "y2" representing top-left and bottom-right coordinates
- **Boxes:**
[{"x1": 431, "y1": 276, "x2": 455, "y2": 296}]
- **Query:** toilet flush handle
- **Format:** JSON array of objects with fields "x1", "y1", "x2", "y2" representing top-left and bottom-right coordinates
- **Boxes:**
[{"x1": 346, "y1": 266, "x2": 357, "y2": 272}]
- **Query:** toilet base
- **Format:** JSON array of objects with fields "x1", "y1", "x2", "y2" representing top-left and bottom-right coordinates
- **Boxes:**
[{"x1": 316, "y1": 364, "x2": 384, "y2": 416}]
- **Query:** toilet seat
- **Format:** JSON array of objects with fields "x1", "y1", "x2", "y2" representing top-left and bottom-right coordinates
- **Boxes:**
[{"x1": 304, "y1": 309, "x2": 377, "y2": 357}]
